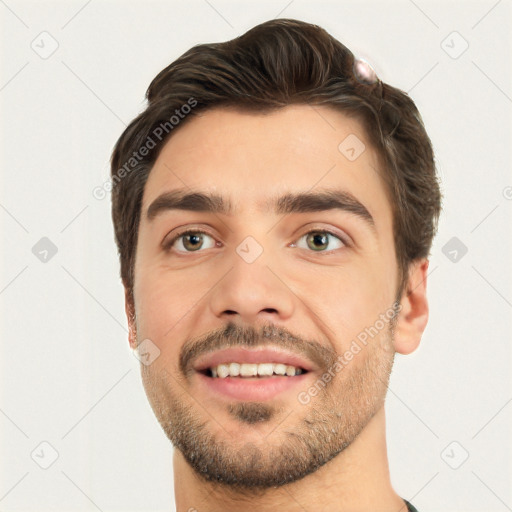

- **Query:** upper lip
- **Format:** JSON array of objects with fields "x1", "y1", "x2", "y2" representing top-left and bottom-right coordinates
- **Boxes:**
[{"x1": 193, "y1": 347, "x2": 315, "y2": 373}]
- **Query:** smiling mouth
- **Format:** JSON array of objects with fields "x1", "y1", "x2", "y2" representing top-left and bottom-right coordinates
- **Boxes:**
[
  {"x1": 198, "y1": 362, "x2": 308, "y2": 379},
  {"x1": 190, "y1": 346, "x2": 316, "y2": 402}
]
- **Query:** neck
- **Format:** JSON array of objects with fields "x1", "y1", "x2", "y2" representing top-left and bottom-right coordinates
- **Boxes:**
[{"x1": 173, "y1": 406, "x2": 406, "y2": 512}]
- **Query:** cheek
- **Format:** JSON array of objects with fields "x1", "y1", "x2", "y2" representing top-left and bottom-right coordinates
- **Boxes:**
[
  {"x1": 306, "y1": 259, "x2": 392, "y2": 338},
  {"x1": 134, "y1": 279, "x2": 188, "y2": 378},
  {"x1": 134, "y1": 262, "x2": 216, "y2": 358},
  {"x1": 134, "y1": 267, "x2": 193, "y2": 341}
]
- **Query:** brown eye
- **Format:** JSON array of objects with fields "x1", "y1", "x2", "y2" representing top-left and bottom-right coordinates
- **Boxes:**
[
  {"x1": 295, "y1": 230, "x2": 345, "y2": 253},
  {"x1": 165, "y1": 230, "x2": 217, "y2": 253},
  {"x1": 182, "y1": 233, "x2": 205, "y2": 251}
]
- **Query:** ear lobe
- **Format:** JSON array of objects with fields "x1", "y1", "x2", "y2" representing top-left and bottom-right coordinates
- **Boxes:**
[
  {"x1": 124, "y1": 288, "x2": 138, "y2": 350},
  {"x1": 393, "y1": 259, "x2": 430, "y2": 355}
]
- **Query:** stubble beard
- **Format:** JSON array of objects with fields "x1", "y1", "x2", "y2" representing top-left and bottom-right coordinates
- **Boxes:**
[{"x1": 140, "y1": 323, "x2": 396, "y2": 493}]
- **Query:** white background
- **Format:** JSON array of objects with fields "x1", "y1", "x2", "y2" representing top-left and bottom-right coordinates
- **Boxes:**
[{"x1": 1, "y1": 1, "x2": 511, "y2": 511}]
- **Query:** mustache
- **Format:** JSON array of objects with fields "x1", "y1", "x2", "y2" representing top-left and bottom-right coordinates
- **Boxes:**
[{"x1": 179, "y1": 321, "x2": 338, "y2": 378}]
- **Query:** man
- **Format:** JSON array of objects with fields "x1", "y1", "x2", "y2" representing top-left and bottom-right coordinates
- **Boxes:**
[{"x1": 110, "y1": 18, "x2": 441, "y2": 512}]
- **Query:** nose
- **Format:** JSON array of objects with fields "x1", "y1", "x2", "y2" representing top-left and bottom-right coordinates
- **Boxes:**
[{"x1": 208, "y1": 243, "x2": 295, "y2": 325}]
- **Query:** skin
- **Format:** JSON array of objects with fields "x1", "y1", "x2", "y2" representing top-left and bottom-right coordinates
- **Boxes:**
[{"x1": 124, "y1": 105, "x2": 429, "y2": 512}]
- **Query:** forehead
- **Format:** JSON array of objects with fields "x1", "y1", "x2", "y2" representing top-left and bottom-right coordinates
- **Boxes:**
[{"x1": 141, "y1": 105, "x2": 391, "y2": 226}]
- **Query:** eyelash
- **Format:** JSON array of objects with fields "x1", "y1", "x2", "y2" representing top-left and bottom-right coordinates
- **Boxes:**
[
  {"x1": 163, "y1": 228, "x2": 349, "y2": 254},
  {"x1": 163, "y1": 229, "x2": 218, "y2": 253}
]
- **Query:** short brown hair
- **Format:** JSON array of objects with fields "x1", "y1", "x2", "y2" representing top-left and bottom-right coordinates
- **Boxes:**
[{"x1": 110, "y1": 18, "x2": 442, "y2": 301}]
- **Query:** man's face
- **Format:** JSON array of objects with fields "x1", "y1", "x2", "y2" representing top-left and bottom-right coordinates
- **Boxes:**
[{"x1": 129, "y1": 105, "x2": 401, "y2": 489}]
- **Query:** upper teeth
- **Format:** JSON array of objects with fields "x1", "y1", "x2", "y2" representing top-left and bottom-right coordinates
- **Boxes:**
[{"x1": 210, "y1": 362, "x2": 304, "y2": 378}]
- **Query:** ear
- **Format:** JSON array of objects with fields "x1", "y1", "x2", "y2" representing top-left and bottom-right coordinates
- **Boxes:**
[
  {"x1": 124, "y1": 287, "x2": 138, "y2": 350},
  {"x1": 393, "y1": 259, "x2": 430, "y2": 355}
]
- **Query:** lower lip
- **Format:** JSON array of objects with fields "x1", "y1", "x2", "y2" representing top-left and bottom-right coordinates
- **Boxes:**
[{"x1": 196, "y1": 371, "x2": 311, "y2": 401}]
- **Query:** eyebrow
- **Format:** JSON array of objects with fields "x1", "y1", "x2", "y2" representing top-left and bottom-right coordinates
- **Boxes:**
[{"x1": 146, "y1": 188, "x2": 376, "y2": 232}]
